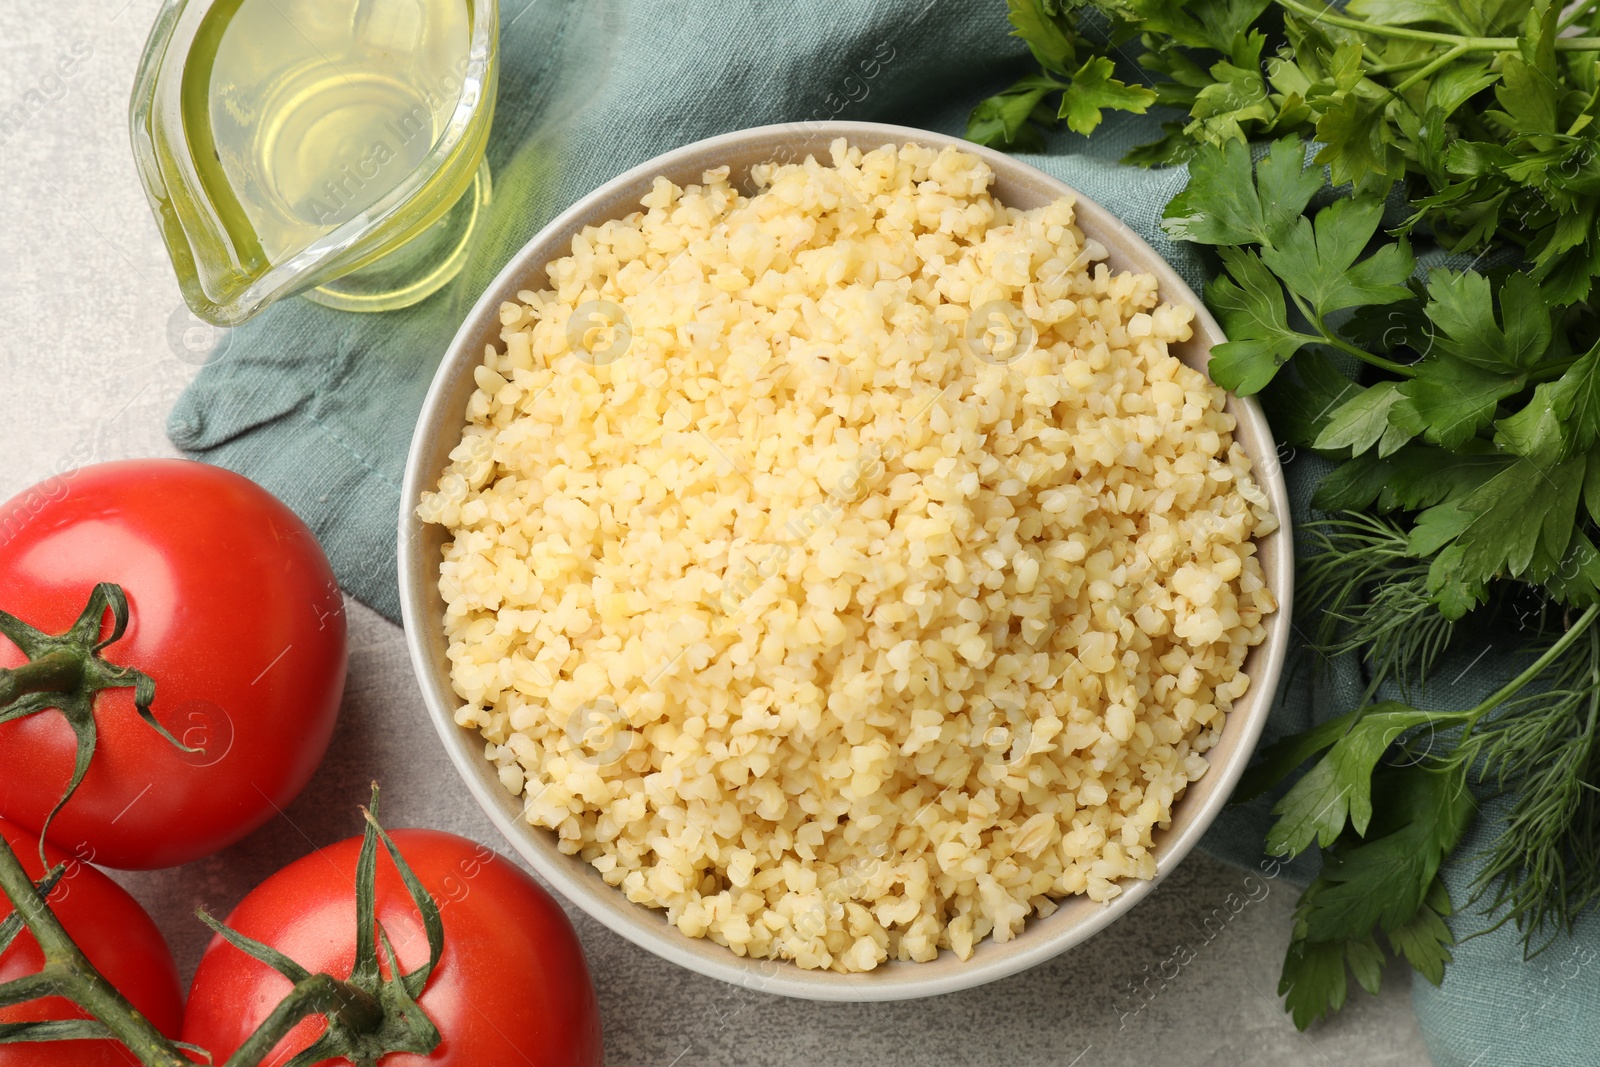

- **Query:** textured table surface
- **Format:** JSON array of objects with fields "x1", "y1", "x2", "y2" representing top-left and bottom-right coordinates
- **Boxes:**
[{"x1": 0, "y1": 3, "x2": 1432, "y2": 1064}]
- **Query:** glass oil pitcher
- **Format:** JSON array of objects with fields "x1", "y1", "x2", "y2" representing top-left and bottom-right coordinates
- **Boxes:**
[{"x1": 130, "y1": 0, "x2": 498, "y2": 326}]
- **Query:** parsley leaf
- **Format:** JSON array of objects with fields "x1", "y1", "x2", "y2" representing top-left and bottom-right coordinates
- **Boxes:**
[
  {"x1": 1343, "y1": 0, "x2": 1479, "y2": 36},
  {"x1": 1165, "y1": 140, "x2": 1418, "y2": 394},
  {"x1": 1496, "y1": 381, "x2": 1570, "y2": 466},
  {"x1": 1386, "y1": 880, "x2": 1455, "y2": 986},
  {"x1": 1299, "y1": 763, "x2": 1474, "y2": 941},
  {"x1": 1310, "y1": 445, "x2": 1509, "y2": 514},
  {"x1": 1411, "y1": 456, "x2": 1588, "y2": 591},
  {"x1": 1185, "y1": 33, "x2": 1273, "y2": 144},
  {"x1": 1259, "y1": 350, "x2": 1357, "y2": 448},
  {"x1": 1313, "y1": 381, "x2": 1412, "y2": 457},
  {"x1": 1004, "y1": 0, "x2": 1078, "y2": 74},
  {"x1": 1273, "y1": 940, "x2": 1350, "y2": 1030},
  {"x1": 1314, "y1": 91, "x2": 1405, "y2": 193},
  {"x1": 1423, "y1": 61, "x2": 1499, "y2": 121},
  {"x1": 1057, "y1": 56, "x2": 1157, "y2": 135},
  {"x1": 1279, "y1": 762, "x2": 1471, "y2": 1029},
  {"x1": 1204, "y1": 247, "x2": 1318, "y2": 394},
  {"x1": 1310, "y1": 452, "x2": 1399, "y2": 513},
  {"x1": 1486, "y1": 4, "x2": 1561, "y2": 134},
  {"x1": 1162, "y1": 136, "x2": 1322, "y2": 247},
  {"x1": 1374, "y1": 447, "x2": 1508, "y2": 511},
  {"x1": 1119, "y1": 120, "x2": 1198, "y2": 166},
  {"x1": 1550, "y1": 344, "x2": 1600, "y2": 453},
  {"x1": 1234, "y1": 706, "x2": 1363, "y2": 804},
  {"x1": 1392, "y1": 360, "x2": 1525, "y2": 450},
  {"x1": 965, "y1": 74, "x2": 1062, "y2": 150},
  {"x1": 1380, "y1": 270, "x2": 1558, "y2": 449},
  {"x1": 1280, "y1": 938, "x2": 1353, "y2": 1030},
  {"x1": 1541, "y1": 531, "x2": 1600, "y2": 608},
  {"x1": 1423, "y1": 270, "x2": 1553, "y2": 372},
  {"x1": 1282, "y1": 885, "x2": 1455, "y2": 1029},
  {"x1": 1120, "y1": 0, "x2": 1272, "y2": 54},
  {"x1": 1259, "y1": 198, "x2": 1416, "y2": 317},
  {"x1": 1426, "y1": 544, "x2": 1489, "y2": 618},
  {"x1": 1267, "y1": 702, "x2": 1436, "y2": 855}
]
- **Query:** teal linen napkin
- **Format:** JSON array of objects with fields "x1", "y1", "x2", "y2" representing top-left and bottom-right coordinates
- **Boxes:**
[{"x1": 167, "y1": 2, "x2": 1588, "y2": 1062}]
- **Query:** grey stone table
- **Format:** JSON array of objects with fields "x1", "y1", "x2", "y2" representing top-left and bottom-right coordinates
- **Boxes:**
[{"x1": 0, "y1": 3, "x2": 1431, "y2": 1064}]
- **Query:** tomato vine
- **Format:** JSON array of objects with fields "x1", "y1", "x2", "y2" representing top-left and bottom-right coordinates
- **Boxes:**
[{"x1": 0, "y1": 786, "x2": 444, "y2": 1067}]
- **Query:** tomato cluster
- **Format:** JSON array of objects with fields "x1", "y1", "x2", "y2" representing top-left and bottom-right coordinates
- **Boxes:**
[{"x1": 0, "y1": 462, "x2": 604, "y2": 1067}]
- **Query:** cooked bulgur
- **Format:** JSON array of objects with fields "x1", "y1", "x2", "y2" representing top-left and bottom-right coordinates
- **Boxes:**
[{"x1": 417, "y1": 139, "x2": 1278, "y2": 972}]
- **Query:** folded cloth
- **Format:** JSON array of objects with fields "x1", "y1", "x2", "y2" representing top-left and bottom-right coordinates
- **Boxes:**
[{"x1": 168, "y1": 3, "x2": 1591, "y2": 1062}]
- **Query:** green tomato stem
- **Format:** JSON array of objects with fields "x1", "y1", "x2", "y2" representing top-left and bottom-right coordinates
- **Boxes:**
[
  {"x1": 0, "y1": 834, "x2": 190, "y2": 1067},
  {"x1": 0, "y1": 970, "x2": 60, "y2": 1010},
  {"x1": 332, "y1": 979, "x2": 388, "y2": 1034},
  {"x1": 0, "y1": 786, "x2": 433, "y2": 1066},
  {"x1": 217, "y1": 973, "x2": 385, "y2": 1067},
  {"x1": 219, "y1": 981, "x2": 331, "y2": 1066},
  {"x1": 0, "y1": 583, "x2": 189, "y2": 870},
  {"x1": 0, "y1": 650, "x2": 84, "y2": 705},
  {"x1": 0, "y1": 827, "x2": 407, "y2": 1067}
]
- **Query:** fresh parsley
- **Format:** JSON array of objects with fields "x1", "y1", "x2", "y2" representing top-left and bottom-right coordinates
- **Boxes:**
[{"x1": 972, "y1": 0, "x2": 1600, "y2": 302}]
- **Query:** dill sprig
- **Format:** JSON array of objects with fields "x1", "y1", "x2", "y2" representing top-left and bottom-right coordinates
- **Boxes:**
[
  {"x1": 1300, "y1": 514, "x2": 1456, "y2": 698},
  {"x1": 1463, "y1": 624, "x2": 1600, "y2": 949}
]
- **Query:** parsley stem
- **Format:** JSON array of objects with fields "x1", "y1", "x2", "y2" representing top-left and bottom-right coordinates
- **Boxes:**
[
  {"x1": 1274, "y1": 0, "x2": 1600, "y2": 52},
  {"x1": 1273, "y1": 0, "x2": 1499, "y2": 46},
  {"x1": 1283, "y1": 287, "x2": 1417, "y2": 377},
  {"x1": 1461, "y1": 604, "x2": 1600, "y2": 736},
  {"x1": 1322, "y1": 333, "x2": 1415, "y2": 377},
  {"x1": 1366, "y1": 55, "x2": 1441, "y2": 76},
  {"x1": 1390, "y1": 43, "x2": 1469, "y2": 98}
]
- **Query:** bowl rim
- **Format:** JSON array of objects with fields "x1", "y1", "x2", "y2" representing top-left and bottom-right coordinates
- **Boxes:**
[{"x1": 398, "y1": 119, "x2": 1294, "y2": 1002}]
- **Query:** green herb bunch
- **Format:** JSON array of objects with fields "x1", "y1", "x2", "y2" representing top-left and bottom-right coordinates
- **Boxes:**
[
  {"x1": 971, "y1": 0, "x2": 1600, "y2": 1031},
  {"x1": 970, "y1": 0, "x2": 1600, "y2": 303}
]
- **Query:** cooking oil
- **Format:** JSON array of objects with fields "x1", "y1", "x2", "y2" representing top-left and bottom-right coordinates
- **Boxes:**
[{"x1": 183, "y1": 0, "x2": 472, "y2": 265}]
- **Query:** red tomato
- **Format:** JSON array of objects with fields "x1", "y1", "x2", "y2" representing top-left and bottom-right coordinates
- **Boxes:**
[
  {"x1": 0, "y1": 817, "x2": 183, "y2": 1065},
  {"x1": 182, "y1": 829, "x2": 604, "y2": 1066},
  {"x1": 0, "y1": 460, "x2": 347, "y2": 869}
]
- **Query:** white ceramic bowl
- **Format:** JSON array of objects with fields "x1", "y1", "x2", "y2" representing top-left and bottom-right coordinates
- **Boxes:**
[{"x1": 399, "y1": 121, "x2": 1294, "y2": 1001}]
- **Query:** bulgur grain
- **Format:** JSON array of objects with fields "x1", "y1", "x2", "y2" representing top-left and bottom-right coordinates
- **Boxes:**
[{"x1": 418, "y1": 140, "x2": 1277, "y2": 971}]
